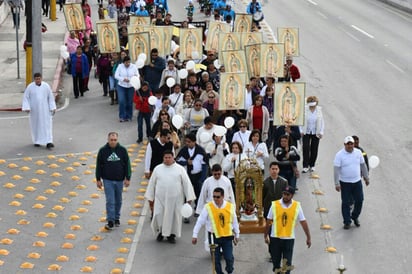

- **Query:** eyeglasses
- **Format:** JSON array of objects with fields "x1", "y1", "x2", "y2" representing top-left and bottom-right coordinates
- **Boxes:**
[{"x1": 213, "y1": 195, "x2": 221, "y2": 199}]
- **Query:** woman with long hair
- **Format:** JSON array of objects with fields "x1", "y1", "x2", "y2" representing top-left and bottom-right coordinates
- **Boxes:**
[
  {"x1": 222, "y1": 141, "x2": 247, "y2": 193},
  {"x1": 243, "y1": 129, "x2": 269, "y2": 173},
  {"x1": 246, "y1": 95, "x2": 269, "y2": 142}
]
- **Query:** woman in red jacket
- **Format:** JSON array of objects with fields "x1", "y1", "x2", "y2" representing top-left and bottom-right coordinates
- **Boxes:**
[{"x1": 134, "y1": 81, "x2": 152, "y2": 143}]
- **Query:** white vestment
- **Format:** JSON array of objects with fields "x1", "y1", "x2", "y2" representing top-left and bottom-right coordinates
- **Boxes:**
[
  {"x1": 145, "y1": 162, "x2": 196, "y2": 237},
  {"x1": 22, "y1": 81, "x2": 56, "y2": 145}
]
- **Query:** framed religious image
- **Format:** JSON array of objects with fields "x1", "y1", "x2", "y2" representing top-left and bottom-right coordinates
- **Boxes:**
[
  {"x1": 260, "y1": 43, "x2": 284, "y2": 78},
  {"x1": 218, "y1": 32, "x2": 241, "y2": 57},
  {"x1": 63, "y1": 3, "x2": 86, "y2": 31},
  {"x1": 96, "y1": 20, "x2": 120, "y2": 54},
  {"x1": 233, "y1": 13, "x2": 252, "y2": 33},
  {"x1": 277, "y1": 27, "x2": 299, "y2": 56},
  {"x1": 179, "y1": 28, "x2": 203, "y2": 60},
  {"x1": 161, "y1": 26, "x2": 174, "y2": 58},
  {"x1": 128, "y1": 32, "x2": 150, "y2": 64},
  {"x1": 240, "y1": 32, "x2": 263, "y2": 49},
  {"x1": 205, "y1": 21, "x2": 231, "y2": 51},
  {"x1": 244, "y1": 44, "x2": 261, "y2": 78},
  {"x1": 144, "y1": 26, "x2": 165, "y2": 56},
  {"x1": 221, "y1": 50, "x2": 247, "y2": 74},
  {"x1": 219, "y1": 72, "x2": 246, "y2": 110},
  {"x1": 129, "y1": 15, "x2": 151, "y2": 28},
  {"x1": 274, "y1": 82, "x2": 305, "y2": 126}
]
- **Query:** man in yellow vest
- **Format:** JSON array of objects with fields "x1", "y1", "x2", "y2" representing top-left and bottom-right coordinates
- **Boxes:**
[
  {"x1": 192, "y1": 187, "x2": 240, "y2": 274},
  {"x1": 264, "y1": 186, "x2": 311, "y2": 273}
]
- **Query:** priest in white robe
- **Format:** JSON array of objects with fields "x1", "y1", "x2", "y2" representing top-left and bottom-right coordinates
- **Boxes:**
[
  {"x1": 145, "y1": 150, "x2": 196, "y2": 243},
  {"x1": 22, "y1": 73, "x2": 56, "y2": 148}
]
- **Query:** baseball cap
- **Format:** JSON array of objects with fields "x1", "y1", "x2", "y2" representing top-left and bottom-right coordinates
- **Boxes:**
[
  {"x1": 344, "y1": 136, "x2": 355, "y2": 144},
  {"x1": 282, "y1": 186, "x2": 295, "y2": 195}
]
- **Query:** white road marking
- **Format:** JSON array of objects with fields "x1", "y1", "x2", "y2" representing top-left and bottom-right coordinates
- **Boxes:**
[
  {"x1": 0, "y1": 98, "x2": 69, "y2": 120},
  {"x1": 342, "y1": 28, "x2": 361, "y2": 42},
  {"x1": 306, "y1": 0, "x2": 318, "y2": 5},
  {"x1": 317, "y1": 11, "x2": 328, "y2": 19},
  {"x1": 351, "y1": 25, "x2": 375, "y2": 39},
  {"x1": 385, "y1": 59, "x2": 405, "y2": 73}
]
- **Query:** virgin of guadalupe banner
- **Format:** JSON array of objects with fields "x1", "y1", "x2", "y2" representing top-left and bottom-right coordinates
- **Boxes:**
[
  {"x1": 244, "y1": 44, "x2": 261, "y2": 78},
  {"x1": 129, "y1": 15, "x2": 151, "y2": 28},
  {"x1": 63, "y1": 3, "x2": 86, "y2": 31},
  {"x1": 233, "y1": 13, "x2": 252, "y2": 33},
  {"x1": 274, "y1": 83, "x2": 305, "y2": 126},
  {"x1": 179, "y1": 28, "x2": 203, "y2": 60},
  {"x1": 128, "y1": 32, "x2": 150, "y2": 64},
  {"x1": 277, "y1": 27, "x2": 299, "y2": 56},
  {"x1": 221, "y1": 50, "x2": 247, "y2": 74},
  {"x1": 260, "y1": 43, "x2": 284, "y2": 78},
  {"x1": 205, "y1": 21, "x2": 231, "y2": 51},
  {"x1": 218, "y1": 32, "x2": 241, "y2": 58},
  {"x1": 219, "y1": 72, "x2": 247, "y2": 110},
  {"x1": 144, "y1": 26, "x2": 165, "y2": 56},
  {"x1": 240, "y1": 32, "x2": 263, "y2": 49},
  {"x1": 96, "y1": 20, "x2": 120, "y2": 53},
  {"x1": 161, "y1": 26, "x2": 174, "y2": 58}
]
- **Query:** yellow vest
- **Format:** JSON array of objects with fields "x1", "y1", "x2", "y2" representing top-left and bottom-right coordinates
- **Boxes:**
[
  {"x1": 205, "y1": 201, "x2": 234, "y2": 238},
  {"x1": 271, "y1": 200, "x2": 300, "y2": 238}
]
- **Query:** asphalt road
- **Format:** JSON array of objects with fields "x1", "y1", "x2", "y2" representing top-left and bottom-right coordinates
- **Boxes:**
[{"x1": 0, "y1": 0, "x2": 411, "y2": 273}]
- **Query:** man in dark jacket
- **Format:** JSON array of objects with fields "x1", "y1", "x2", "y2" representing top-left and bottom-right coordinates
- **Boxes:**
[
  {"x1": 262, "y1": 162, "x2": 288, "y2": 218},
  {"x1": 142, "y1": 48, "x2": 166, "y2": 92},
  {"x1": 96, "y1": 132, "x2": 131, "y2": 230}
]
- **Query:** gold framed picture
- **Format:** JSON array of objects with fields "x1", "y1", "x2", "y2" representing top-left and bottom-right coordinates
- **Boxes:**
[
  {"x1": 240, "y1": 32, "x2": 263, "y2": 49},
  {"x1": 244, "y1": 44, "x2": 261, "y2": 78},
  {"x1": 161, "y1": 26, "x2": 174, "y2": 58},
  {"x1": 128, "y1": 32, "x2": 150, "y2": 64},
  {"x1": 180, "y1": 28, "x2": 203, "y2": 60},
  {"x1": 233, "y1": 13, "x2": 252, "y2": 33},
  {"x1": 219, "y1": 72, "x2": 247, "y2": 110},
  {"x1": 260, "y1": 43, "x2": 284, "y2": 78},
  {"x1": 218, "y1": 32, "x2": 241, "y2": 57},
  {"x1": 221, "y1": 50, "x2": 247, "y2": 74},
  {"x1": 63, "y1": 3, "x2": 86, "y2": 31},
  {"x1": 144, "y1": 26, "x2": 165, "y2": 57},
  {"x1": 206, "y1": 21, "x2": 231, "y2": 51},
  {"x1": 129, "y1": 15, "x2": 151, "y2": 28},
  {"x1": 277, "y1": 27, "x2": 299, "y2": 56},
  {"x1": 274, "y1": 82, "x2": 305, "y2": 126},
  {"x1": 96, "y1": 20, "x2": 120, "y2": 54}
]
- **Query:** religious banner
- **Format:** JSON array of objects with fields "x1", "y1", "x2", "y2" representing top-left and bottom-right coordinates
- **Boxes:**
[
  {"x1": 129, "y1": 15, "x2": 151, "y2": 28},
  {"x1": 233, "y1": 13, "x2": 252, "y2": 33},
  {"x1": 244, "y1": 44, "x2": 261, "y2": 78},
  {"x1": 161, "y1": 26, "x2": 174, "y2": 58},
  {"x1": 205, "y1": 21, "x2": 231, "y2": 51},
  {"x1": 219, "y1": 72, "x2": 246, "y2": 110},
  {"x1": 218, "y1": 32, "x2": 241, "y2": 57},
  {"x1": 179, "y1": 28, "x2": 203, "y2": 60},
  {"x1": 63, "y1": 3, "x2": 85, "y2": 31},
  {"x1": 260, "y1": 43, "x2": 284, "y2": 78},
  {"x1": 221, "y1": 50, "x2": 247, "y2": 74},
  {"x1": 96, "y1": 20, "x2": 120, "y2": 54},
  {"x1": 144, "y1": 26, "x2": 165, "y2": 57},
  {"x1": 277, "y1": 27, "x2": 299, "y2": 56},
  {"x1": 240, "y1": 32, "x2": 263, "y2": 49},
  {"x1": 128, "y1": 32, "x2": 150, "y2": 64},
  {"x1": 273, "y1": 82, "x2": 305, "y2": 126}
]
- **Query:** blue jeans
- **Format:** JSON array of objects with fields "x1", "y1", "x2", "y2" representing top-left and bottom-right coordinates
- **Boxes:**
[
  {"x1": 279, "y1": 168, "x2": 297, "y2": 189},
  {"x1": 210, "y1": 233, "x2": 234, "y2": 274},
  {"x1": 269, "y1": 237, "x2": 294, "y2": 274},
  {"x1": 117, "y1": 85, "x2": 134, "y2": 120},
  {"x1": 103, "y1": 179, "x2": 124, "y2": 222},
  {"x1": 137, "y1": 111, "x2": 151, "y2": 141},
  {"x1": 340, "y1": 180, "x2": 363, "y2": 224}
]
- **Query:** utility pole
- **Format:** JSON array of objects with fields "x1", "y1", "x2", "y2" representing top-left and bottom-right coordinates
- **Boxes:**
[
  {"x1": 25, "y1": 0, "x2": 32, "y2": 85},
  {"x1": 32, "y1": 0, "x2": 42, "y2": 78}
]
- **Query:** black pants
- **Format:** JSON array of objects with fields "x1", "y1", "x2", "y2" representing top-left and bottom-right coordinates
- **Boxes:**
[
  {"x1": 42, "y1": 0, "x2": 50, "y2": 16},
  {"x1": 269, "y1": 237, "x2": 295, "y2": 274},
  {"x1": 189, "y1": 172, "x2": 202, "y2": 209},
  {"x1": 72, "y1": 73, "x2": 84, "y2": 98},
  {"x1": 302, "y1": 134, "x2": 320, "y2": 168}
]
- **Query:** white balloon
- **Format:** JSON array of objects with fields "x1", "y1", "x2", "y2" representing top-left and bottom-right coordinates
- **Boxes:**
[
  {"x1": 192, "y1": 51, "x2": 200, "y2": 59},
  {"x1": 186, "y1": 60, "x2": 195, "y2": 70},
  {"x1": 214, "y1": 125, "x2": 227, "y2": 137},
  {"x1": 130, "y1": 76, "x2": 140, "y2": 90},
  {"x1": 136, "y1": 59, "x2": 145, "y2": 69},
  {"x1": 166, "y1": 77, "x2": 176, "y2": 88},
  {"x1": 148, "y1": 96, "x2": 157, "y2": 106},
  {"x1": 181, "y1": 203, "x2": 193, "y2": 218},
  {"x1": 61, "y1": 51, "x2": 69, "y2": 59},
  {"x1": 200, "y1": 132, "x2": 211, "y2": 143},
  {"x1": 178, "y1": 69, "x2": 188, "y2": 79},
  {"x1": 172, "y1": 114, "x2": 183, "y2": 129},
  {"x1": 224, "y1": 117, "x2": 235, "y2": 128},
  {"x1": 138, "y1": 53, "x2": 147, "y2": 62},
  {"x1": 369, "y1": 155, "x2": 380, "y2": 169},
  {"x1": 213, "y1": 59, "x2": 221, "y2": 69}
]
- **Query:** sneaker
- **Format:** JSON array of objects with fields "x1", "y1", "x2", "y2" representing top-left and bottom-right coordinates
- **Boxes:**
[
  {"x1": 156, "y1": 233, "x2": 163, "y2": 242},
  {"x1": 115, "y1": 220, "x2": 120, "y2": 227},
  {"x1": 302, "y1": 167, "x2": 309, "y2": 173},
  {"x1": 310, "y1": 167, "x2": 316, "y2": 172},
  {"x1": 46, "y1": 143, "x2": 54, "y2": 149},
  {"x1": 167, "y1": 234, "x2": 176, "y2": 244},
  {"x1": 105, "y1": 221, "x2": 114, "y2": 230},
  {"x1": 343, "y1": 224, "x2": 351, "y2": 230},
  {"x1": 352, "y1": 218, "x2": 360, "y2": 227},
  {"x1": 34, "y1": 144, "x2": 41, "y2": 147},
  {"x1": 136, "y1": 139, "x2": 142, "y2": 144}
]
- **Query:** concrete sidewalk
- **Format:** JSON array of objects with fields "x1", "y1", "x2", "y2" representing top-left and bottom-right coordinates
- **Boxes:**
[{"x1": 0, "y1": 2, "x2": 66, "y2": 111}]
